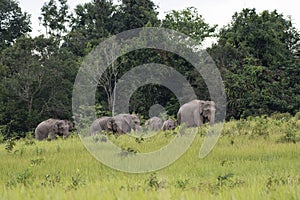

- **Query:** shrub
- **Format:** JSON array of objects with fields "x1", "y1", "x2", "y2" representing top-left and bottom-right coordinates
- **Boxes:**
[
  {"x1": 294, "y1": 111, "x2": 300, "y2": 120},
  {"x1": 271, "y1": 112, "x2": 292, "y2": 121},
  {"x1": 5, "y1": 138, "x2": 16, "y2": 153}
]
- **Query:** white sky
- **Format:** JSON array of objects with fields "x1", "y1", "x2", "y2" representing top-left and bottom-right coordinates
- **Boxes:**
[{"x1": 19, "y1": 0, "x2": 300, "y2": 38}]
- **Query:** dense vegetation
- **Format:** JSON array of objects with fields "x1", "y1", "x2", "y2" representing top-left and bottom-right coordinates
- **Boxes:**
[
  {"x1": 0, "y1": 115, "x2": 299, "y2": 199},
  {"x1": 0, "y1": 0, "x2": 299, "y2": 139}
]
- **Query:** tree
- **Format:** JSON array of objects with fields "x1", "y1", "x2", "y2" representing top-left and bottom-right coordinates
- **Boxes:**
[
  {"x1": 39, "y1": 0, "x2": 71, "y2": 37},
  {"x1": 162, "y1": 7, "x2": 216, "y2": 44},
  {"x1": 112, "y1": 0, "x2": 159, "y2": 33},
  {"x1": 64, "y1": 0, "x2": 114, "y2": 57},
  {"x1": 0, "y1": 36, "x2": 78, "y2": 137},
  {"x1": 0, "y1": 0, "x2": 31, "y2": 51},
  {"x1": 209, "y1": 8, "x2": 300, "y2": 118}
]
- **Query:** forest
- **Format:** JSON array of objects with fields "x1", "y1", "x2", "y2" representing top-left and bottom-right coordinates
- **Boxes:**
[{"x1": 0, "y1": 0, "x2": 299, "y2": 139}]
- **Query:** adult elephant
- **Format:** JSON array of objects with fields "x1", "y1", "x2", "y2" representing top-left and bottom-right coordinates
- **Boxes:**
[
  {"x1": 162, "y1": 119, "x2": 177, "y2": 131},
  {"x1": 110, "y1": 114, "x2": 140, "y2": 134},
  {"x1": 90, "y1": 114, "x2": 141, "y2": 135},
  {"x1": 145, "y1": 117, "x2": 163, "y2": 131},
  {"x1": 177, "y1": 100, "x2": 216, "y2": 127},
  {"x1": 90, "y1": 116, "x2": 113, "y2": 135},
  {"x1": 35, "y1": 119, "x2": 70, "y2": 140}
]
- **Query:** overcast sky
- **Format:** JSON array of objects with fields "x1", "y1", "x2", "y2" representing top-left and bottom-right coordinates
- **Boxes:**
[{"x1": 19, "y1": 0, "x2": 300, "y2": 38}]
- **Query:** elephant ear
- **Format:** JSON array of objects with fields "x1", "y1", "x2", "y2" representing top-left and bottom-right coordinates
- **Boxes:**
[
  {"x1": 56, "y1": 120, "x2": 67, "y2": 131},
  {"x1": 130, "y1": 114, "x2": 140, "y2": 126},
  {"x1": 198, "y1": 100, "x2": 205, "y2": 114},
  {"x1": 58, "y1": 120, "x2": 66, "y2": 127},
  {"x1": 65, "y1": 120, "x2": 74, "y2": 131},
  {"x1": 107, "y1": 118, "x2": 114, "y2": 130}
]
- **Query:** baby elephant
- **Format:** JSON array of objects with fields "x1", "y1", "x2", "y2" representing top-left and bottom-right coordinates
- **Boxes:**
[
  {"x1": 35, "y1": 118, "x2": 70, "y2": 140},
  {"x1": 145, "y1": 117, "x2": 163, "y2": 131},
  {"x1": 162, "y1": 119, "x2": 177, "y2": 131}
]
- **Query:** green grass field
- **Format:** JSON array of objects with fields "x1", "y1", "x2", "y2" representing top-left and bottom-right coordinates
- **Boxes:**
[{"x1": 0, "y1": 116, "x2": 299, "y2": 199}]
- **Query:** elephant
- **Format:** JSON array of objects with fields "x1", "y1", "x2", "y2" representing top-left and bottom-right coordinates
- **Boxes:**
[
  {"x1": 177, "y1": 100, "x2": 216, "y2": 127},
  {"x1": 145, "y1": 116, "x2": 163, "y2": 131},
  {"x1": 109, "y1": 114, "x2": 139, "y2": 134},
  {"x1": 90, "y1": 114, "x2": 141, "y2": 135},
  {"x1": 162, "y1": 119, "x2": 177, "y2": 131},
  {"x1": 35, "y1": 118, "x2": 70, "y2": 140},
  {"x1": 90, "y1": 116, "x2": 112, "y2": 135}
]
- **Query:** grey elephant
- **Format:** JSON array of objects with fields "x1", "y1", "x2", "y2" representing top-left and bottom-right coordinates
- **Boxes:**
[
  {"x1": 35, "y1": 118, "x2": 70, "y2": 140},
  {"x1": 162, "y1": 119, "x2": 177, "y2": 131},
  {"x1": 90, "y1": 116, "x2": 113, "y2": 135},
  {"x1": 90, "y1": 114, "x2": 141, "y2": 135},
  {"x1": 177, "y1": 100, "x2": 216, "y2": 127},
  {"x1": 145, "y1": 116, "x2": 163, "y2": 131},
  {"x1": 110, "y1": 114, "x2": 140, "y2": 134}
]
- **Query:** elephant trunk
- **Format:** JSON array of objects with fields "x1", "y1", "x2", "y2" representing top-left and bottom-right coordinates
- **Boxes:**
[{"x1": 209, "y1": 109, "x2": 216, "y2": 125}]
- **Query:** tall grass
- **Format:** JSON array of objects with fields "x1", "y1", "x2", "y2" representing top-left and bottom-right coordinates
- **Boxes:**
[{"x1": 0, "y1": 116, "x2": 299, "y2": 199}]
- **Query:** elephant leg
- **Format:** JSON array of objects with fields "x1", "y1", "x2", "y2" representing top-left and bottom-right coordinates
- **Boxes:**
[{"x1": 49, "y1": 132, "x2": 56, "y2": 140}]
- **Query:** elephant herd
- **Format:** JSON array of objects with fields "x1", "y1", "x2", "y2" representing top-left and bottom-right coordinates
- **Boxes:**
[{"x1": 34, "y1": 99, "x2": 216, "y2": 140}]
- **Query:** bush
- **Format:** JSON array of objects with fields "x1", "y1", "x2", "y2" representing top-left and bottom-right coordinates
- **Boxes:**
[
  {"x1": 294, "y1": 111, "x2": 300, "y2": 120},
  {"x1": 271, "y1": 112, "x2": 292, "y2": 121}
]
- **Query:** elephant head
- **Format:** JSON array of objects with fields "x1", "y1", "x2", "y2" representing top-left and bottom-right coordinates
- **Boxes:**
[
  {"x1": 162, "y1": 119, "x2": 177, "y2": 131},
  {"x1": 145, "y1": 117, "x2": 163, "y2": 131},
  {"x1": 108, "y1": 114, "x2": 138, "y2": 134},
  {"x1": 106, "y1": 117, "x2": 118, "y2": 133},
  {"x1": 130, "y1": 114, "x2": 141, "y2": 128},
  {"x1": 55, "y1": 120, "x2": 70, "y2": 138},
  {"x1": 65, "y1": 120, "x2": 75, "y2": 131},
  {"x1": 199, "y1": 101, "x2": 216, "y2": 125}
]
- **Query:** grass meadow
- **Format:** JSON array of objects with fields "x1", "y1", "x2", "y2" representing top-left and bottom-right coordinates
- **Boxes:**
[{"x1": 0, "y1": 115, "x2": 299, "y2": 199}]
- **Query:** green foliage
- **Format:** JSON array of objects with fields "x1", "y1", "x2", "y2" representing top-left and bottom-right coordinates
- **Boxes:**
[
  {"x1": 266, "y1": 175, "x2": 300, "y2": 191},
  {"x1": 222, "y1": 115, "x2": 300, "y2": 145},
  {"x1": 66, "y1": 170, "x2": 85, "y2": 191},
  {"x1": 41, "y1": 172, "x2": 61, "y2": 187},
  {"x1": 5, "y1": 138, "x2": 16, "y2": 153},
  {"x1": 277, "y1": 119, "x2": 300, "y2": 143},
  {"x1": 23, "y1": 134, "x2": 36, "y2": 146},
  {"x1": 0, "y1": 0, "x2": 31, "y2": 51},
  {"x1": 145, "y1": 173, "x2": 165, "y2": 190},
  {"x1": 0, "y1": 133, "x2": 4, "y2": 143},
  {"x1": 162, "y1": 7, "x2": 216, "y2": 44},
  {"x1": 209, "y1": 8, "x2": 300, "y2": 119},
  {"x1": 176, "y1": 178, "x2": 189, "y2": 190},
  {"x1": 294, "y1": 111, "x2": 300, "y2": 120},
  {"x1": 30, "y1": 158, "x2": 45, "y2": 166},
  {"x1": 39, "y1": 0, "x2": 71, "y2": 37},
  {"x1": 15, "y1": 168, "x2": 33, "y2": 187},
  {"x1": 112, "y1": 0, "x2": 159, "y2": 33},
  {"x1": 0, "y1": 122, "x2": 299, "y2": 199},
  {"x1": 0, "y1": 0, "x2": 299, "y2": 142},
  {"x1": 0, "y1": 36, "x2": 78, "y2": 136}
]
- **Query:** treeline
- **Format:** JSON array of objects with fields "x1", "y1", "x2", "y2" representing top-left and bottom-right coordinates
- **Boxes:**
[{"x1": 0, "y1": 0, "x2": 299, "y2": 138}]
